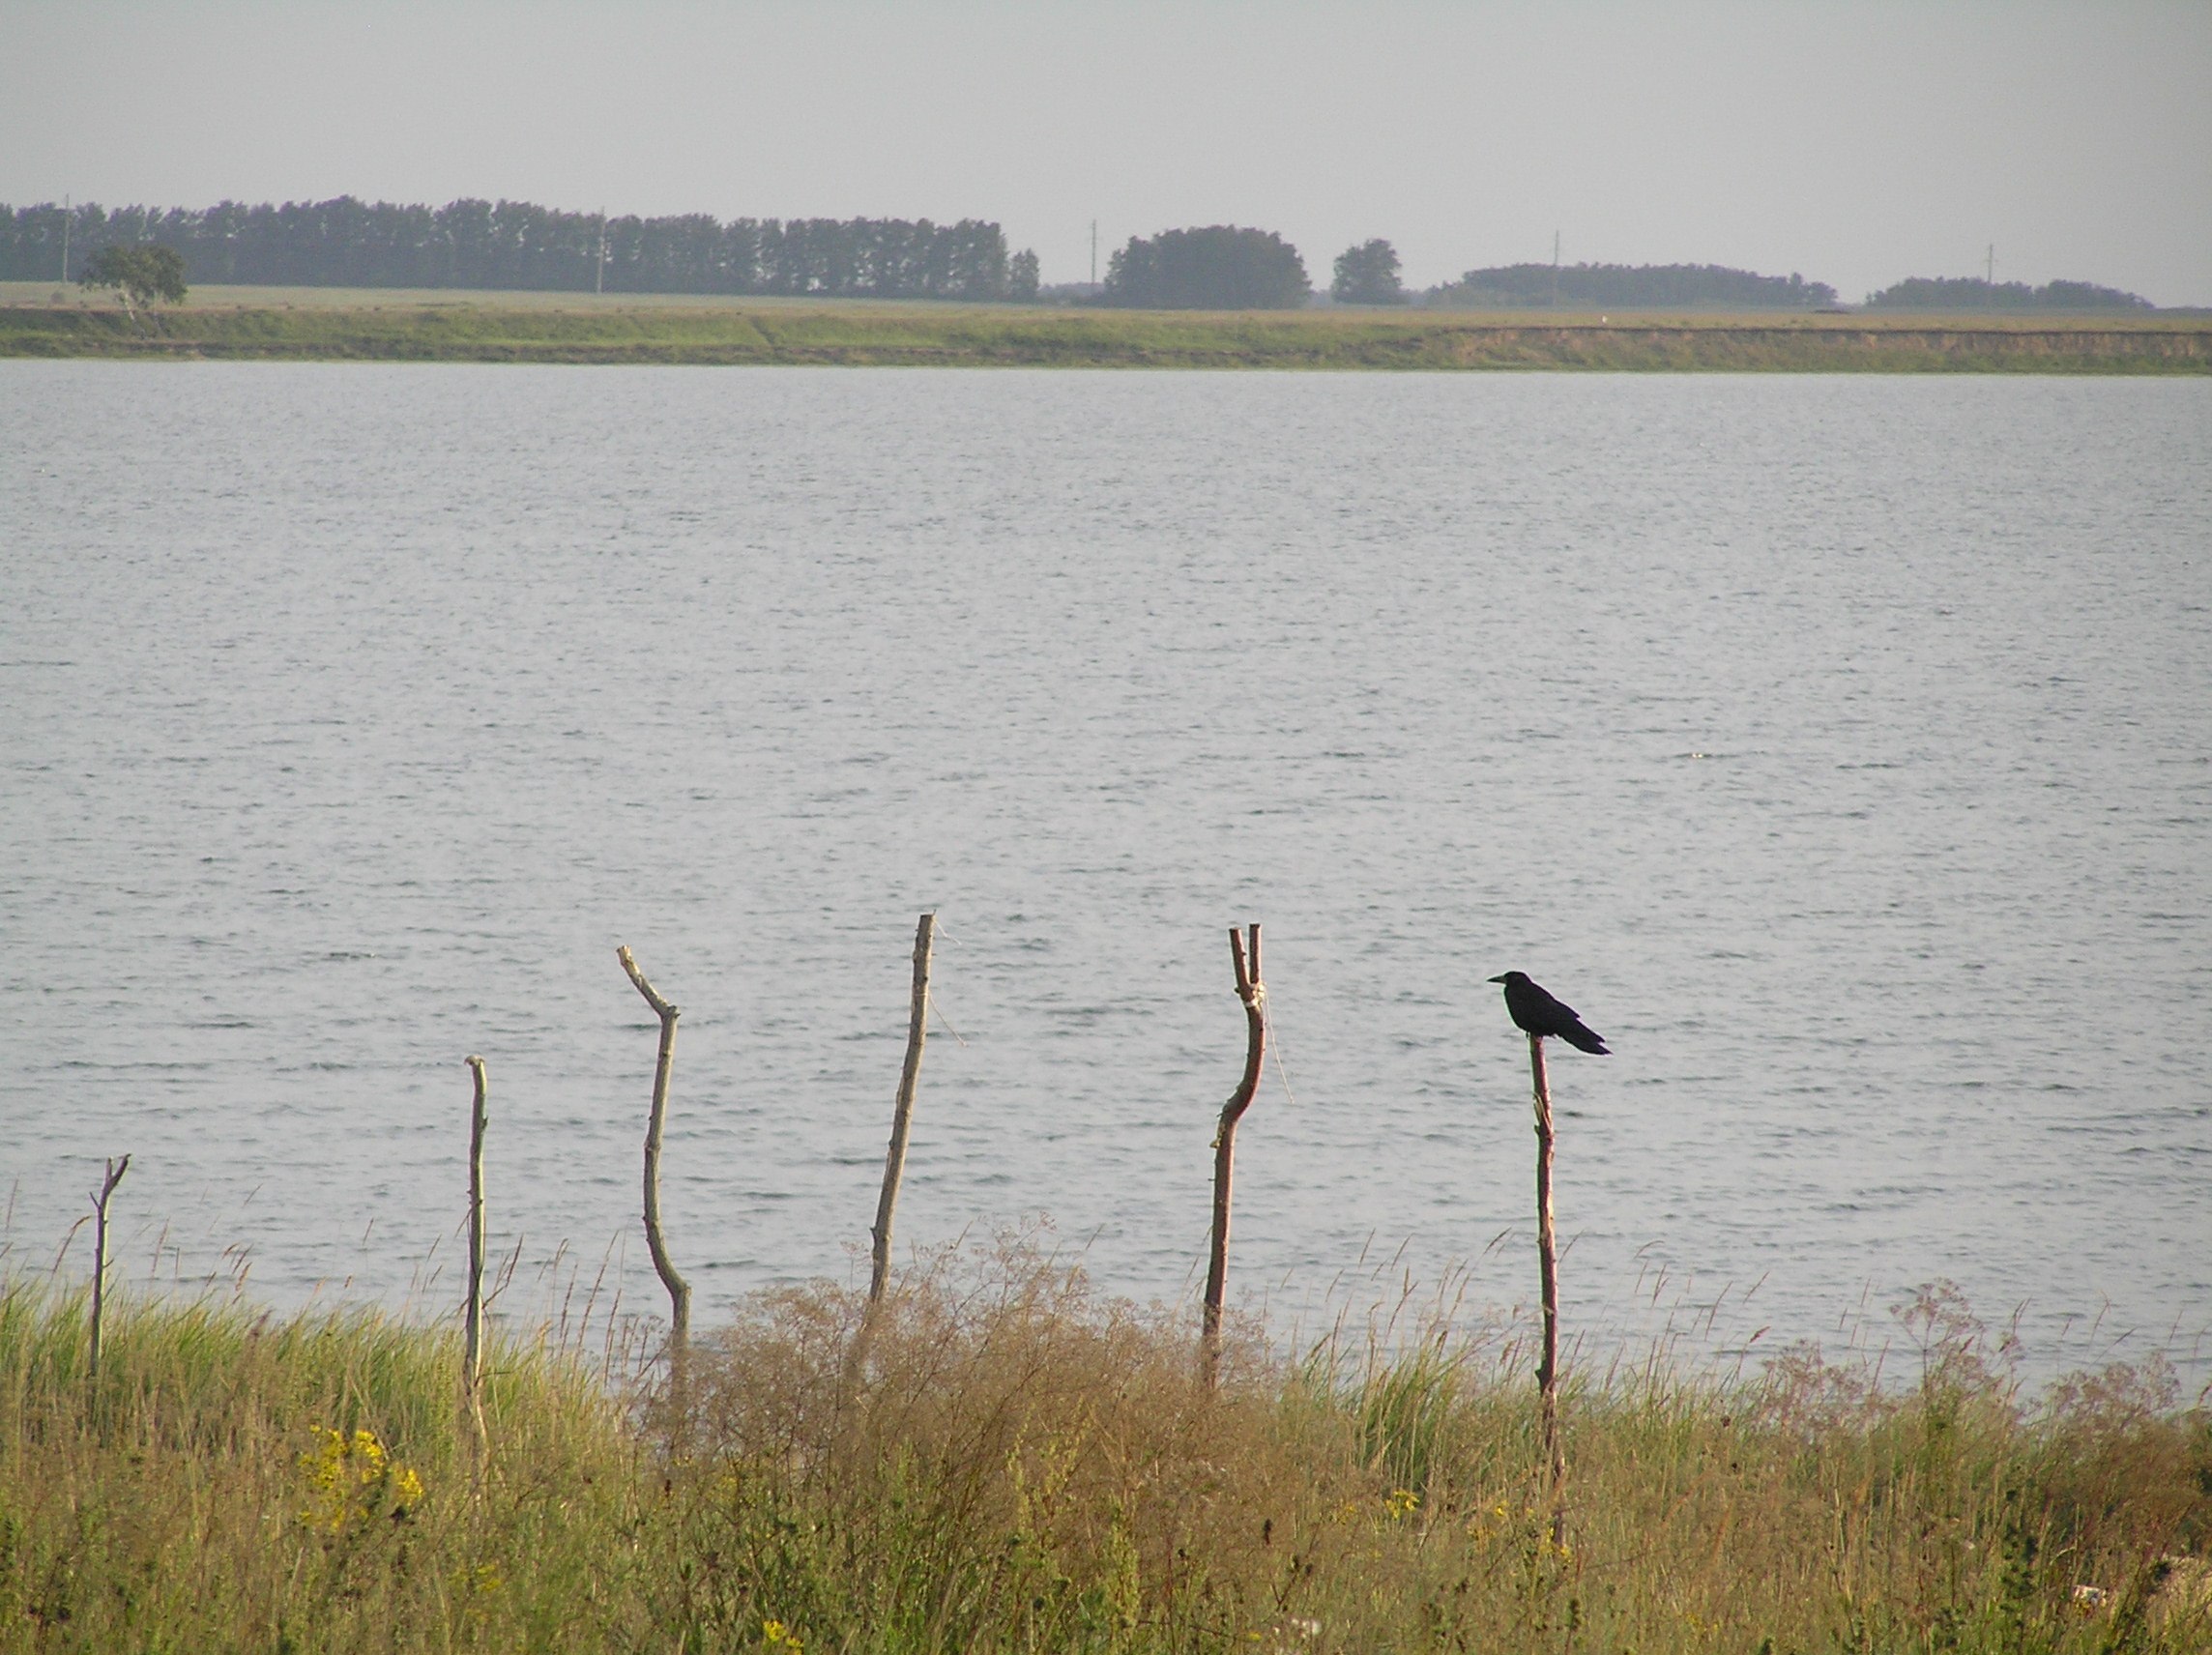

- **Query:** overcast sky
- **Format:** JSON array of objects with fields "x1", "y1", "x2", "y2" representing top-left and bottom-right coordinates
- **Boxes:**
[{"x1": 5, "y1": 1, "x2": 2208, "y2": 304}]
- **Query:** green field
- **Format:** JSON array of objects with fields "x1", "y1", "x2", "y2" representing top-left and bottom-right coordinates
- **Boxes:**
[
  {"x1": 3, "y1": 1249, "x2": 2206, "y2": 1653},
  {"x1": 5, "y1": 284, "x2": 2208, "y2": 370}
]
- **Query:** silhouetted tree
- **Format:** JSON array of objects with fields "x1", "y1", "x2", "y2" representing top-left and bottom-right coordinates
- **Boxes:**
[
  {"x1": 1101, "y1": 226, "x2": 1309, "y2": 309},
  {"x1": 1009, "y1": 248, "x2": 1040, "y2": 302},
  {"x1": 1331, "y1": 239, "x2": 1406, "y2": 305},
  {"x1": 1428, "y1": 262, "x2": 1838, "y2": 310},
  {"x1": 79, "y1": 244, "x2": 186, "y2": 317}
]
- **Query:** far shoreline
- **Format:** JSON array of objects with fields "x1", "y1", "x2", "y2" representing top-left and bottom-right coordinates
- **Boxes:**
[{"x1": 5, "y1": 284, "x2": 2208, "y2": 371}]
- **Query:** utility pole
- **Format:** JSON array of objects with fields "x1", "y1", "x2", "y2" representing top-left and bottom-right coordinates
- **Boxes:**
[
  {"x1": 1986, "y1": 243, "x2": 1994, "y2": 286},
  {"x1": 1551, "y1": 230, "x2": 1560, "y2": 308},
  {"x1": 60, "y1": 194, "x2": 70, "y2": 283},
  {"x1": 1090, "y1": 219, "x2": 1098, "y2": 287}
]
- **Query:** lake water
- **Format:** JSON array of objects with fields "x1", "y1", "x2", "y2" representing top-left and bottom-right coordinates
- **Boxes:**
[{"x1": 3, "y1": 363, "x2": 2207, "y2": 1391}]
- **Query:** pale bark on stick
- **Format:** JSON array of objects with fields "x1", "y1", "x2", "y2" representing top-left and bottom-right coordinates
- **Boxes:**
[
  {"x1": 868, "y1": 913, "x2": 936, "y2": 1304},
  {"x1": 88, "y1": 1155, "x2": 130, "y2": 1384},
  {"x1": 462, "y1": 1056, "x2": 489, "y2": 1409},
  {"x1": 1202, "y1": 924, "x2": 1265, "y2": 1389},
  {"x1": 1528, "y1": 1031, "x2": 1567, "y2": 1544},
  {"x1": 618, "y1": 946, "x2": 690, "y2": 1396}
]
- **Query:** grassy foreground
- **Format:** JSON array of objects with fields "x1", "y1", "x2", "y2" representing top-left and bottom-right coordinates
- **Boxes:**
[
  {"x1": 3, "y1": 287, "x2": 2209, "y2": 370},
  {"x1": 3, "y1": 1249, "x2": 2206, "y2": 1654}
]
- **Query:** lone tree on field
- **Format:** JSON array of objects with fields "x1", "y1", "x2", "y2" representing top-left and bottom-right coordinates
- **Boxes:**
[
  {"x1": 79, "y1": 244, "x2": 187, "y2": 318},
  {"x1": 1331, "y1": 239, "x2": 1406, "y2": 305}
]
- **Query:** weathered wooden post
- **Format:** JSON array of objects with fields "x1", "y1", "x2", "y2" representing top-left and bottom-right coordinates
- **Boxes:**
[
  {"x1": 618, "y1": 945, "x2": 690, "y2": 1407},
  {"x1": 869, "y1": 912, "x2": 936, "y2": 1305},
  {"x1": 1527, "y1": 1033, "x2": 1566, "y2": 1545},
  {"x1": 841, "y1": 914, "x2": 938, "y2": 1402},
  {"x1": 462, "y1": 1055, "x2": 489, "y2": 1442},
  {"x1": 88, "y1": 1154, "x2": 131, "y2": 1384},
  {"x1": 1202, "y1": 924, "x2": 1265, "y2": 1389}
]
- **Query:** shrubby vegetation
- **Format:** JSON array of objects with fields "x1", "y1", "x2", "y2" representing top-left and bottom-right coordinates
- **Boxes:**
[
  {"x1": 3, "y1": 1242, "x2": 2206, "y2": 1652},
  {"x1": 0, "y1": 198, "x2": 1038, "y2": 301},
  {"x1": 1100, "y1": 226, "x2": 1311, "y2": 309},
  {"x1": 1427, "y1": 262, "x2": 1841, "y2": 309},
  {"x1": 1866, "y1": 276, "x2": 2153, "y2": 311}
]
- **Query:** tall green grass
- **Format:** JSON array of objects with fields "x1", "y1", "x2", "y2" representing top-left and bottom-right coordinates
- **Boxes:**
[{"x1": 2, "y1": 1246, "x2": 2204, "y2": 1652}]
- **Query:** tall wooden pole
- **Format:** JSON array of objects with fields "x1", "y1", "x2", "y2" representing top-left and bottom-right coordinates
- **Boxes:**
[
  {"x1": 88, "y1": 1154, "x2": 131, "y2": 1384},
  {"x1": 1528, "y1": 1032, "x2": 1566, "y2": 1543},
  {"x1": 1202, "y1": 924, "x2": 1265, "y2": 1388},
  {"x1": 619, "y1": 946, "x2": 690, "y2": 1400},
  {"x1": 462, "y1": 1056, "x2": 489, "y2": 1414},
  {"x1": 869, "y1": 913, "x2": 936, "y2": 1304}
]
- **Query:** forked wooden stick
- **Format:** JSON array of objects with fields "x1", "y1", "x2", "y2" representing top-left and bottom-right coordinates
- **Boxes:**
[
  {"x1": 1202, "y1": 924, "x2": 1265, "y2": 1388},
  {"x1": 88, "y1": 1154, "x2": 131, "y2": 1385},
  {"x1": 619, "y1": 945, "x2": 690, "y2": 1403}
]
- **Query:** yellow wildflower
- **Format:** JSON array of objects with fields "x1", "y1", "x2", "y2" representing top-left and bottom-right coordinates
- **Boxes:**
[{"x1": 296, "y1": 1425, "x2": 424, "y2": 1533}]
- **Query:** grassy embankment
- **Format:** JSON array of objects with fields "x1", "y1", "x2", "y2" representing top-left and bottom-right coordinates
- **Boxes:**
[
  {"x1": 3, "y1": 284, "x2": 2209, "y2": 370},
  {"x1": 4, "y1": 1242, "x2": 2206, "y2": 1653}
]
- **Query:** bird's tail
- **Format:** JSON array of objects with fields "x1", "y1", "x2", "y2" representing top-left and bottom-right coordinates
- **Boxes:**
[{"x1": 1562, "y1": 1025, "x2": 1611, "y2": 1055}]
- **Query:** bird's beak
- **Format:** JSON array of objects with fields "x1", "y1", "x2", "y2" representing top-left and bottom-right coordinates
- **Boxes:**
[{"x1": 1487, "y1": 973, "x2": 1508, "y2": 984}]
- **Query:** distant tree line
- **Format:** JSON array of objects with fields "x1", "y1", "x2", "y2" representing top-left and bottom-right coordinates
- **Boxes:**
[
  {"x1": 0, "y1": 198, "x2": 1039, "y2": 301},
  {"x1": 1426, "y1": 263, "x2": 1840, "y2": 310},
  {"x1": 1863, "y1": 276, "x2": 2150, "y2": 312},
  {"x1": 5, "y1": 201, "x2": 2168, "y2": 315}
]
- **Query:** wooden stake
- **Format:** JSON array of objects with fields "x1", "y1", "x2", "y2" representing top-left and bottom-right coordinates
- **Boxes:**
[
  {"x1": 619, "y1": 945, "x2": 690, "y2": 1399},
  {"x1": 1528, "y1": 1031, "x2": 1566, "y2": 1544},
  {"x1": 1202, "y1": 924, "x2": 1265, "y2": 1388},
  {"x1": 462, "y1": 1056, "x2": 489, "y2": 1419},
  {"x1": 88, "y1": 1154, "x2": 130, "y2": 1382},
  {"x1": 869, "y1": 913, "x2": 936, "y2": 1304}
]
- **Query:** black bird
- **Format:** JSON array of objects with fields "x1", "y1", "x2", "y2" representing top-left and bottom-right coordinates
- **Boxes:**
[{"x1": 1488, "y1": 972, "x2": 1610, "y2": 1055}]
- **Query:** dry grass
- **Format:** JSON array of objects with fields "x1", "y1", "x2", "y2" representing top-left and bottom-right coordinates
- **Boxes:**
[{"x1": 2, "y1": 1241, "x2": 2205, "y2": 1653}]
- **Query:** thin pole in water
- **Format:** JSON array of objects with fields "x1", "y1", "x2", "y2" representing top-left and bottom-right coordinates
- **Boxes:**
[
  {"x1": 619, "y1": 945, "x2": 690, "y2": 1406},
  {"x1": 462, "y1": 1056, "x2": 489, "y2": 1431},
  {"x1": 869, "y1": 913, "x2": 936, "y2": 1304},
  {"x1": 88, "y1": 1154, "x2": 130, "y2": 1385},
  {"x1": 1202, "y1": 924, "x2": 1265, "y2": 1388},
  {"x1": 1527, "y1": 1031, "x2": 1566, "y2": 1545}
]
